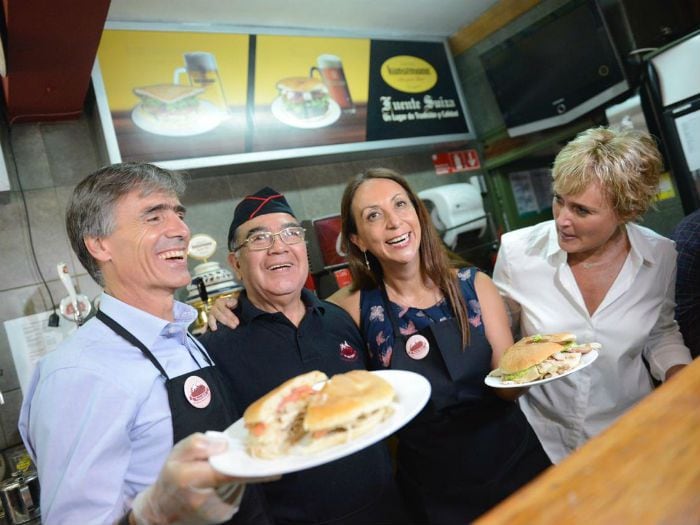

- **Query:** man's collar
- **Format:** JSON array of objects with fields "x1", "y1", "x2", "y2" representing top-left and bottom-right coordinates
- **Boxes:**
[
  {"x1": 237, "y1": 288, "x2": 325, "y2": 323},
  {"x1": 98, "y1": 292, "x2": 196, "y2": 347},
  {"x1": 301, "y1": 288, "x2": 326, "y2": 314}
]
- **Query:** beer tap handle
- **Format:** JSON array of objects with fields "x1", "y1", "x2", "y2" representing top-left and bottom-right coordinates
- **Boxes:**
[{"x1": 194, "y1": 277, "x2": 209, "y2": 304}]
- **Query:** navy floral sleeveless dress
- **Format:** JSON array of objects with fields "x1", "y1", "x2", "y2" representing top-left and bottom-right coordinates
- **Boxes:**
[{"x1": 360, "y1": 268, "x2": 550, "y2": 524}]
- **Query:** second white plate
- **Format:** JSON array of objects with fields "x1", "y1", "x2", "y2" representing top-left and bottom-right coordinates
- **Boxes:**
[
  {"x1": 209, "y1": 369, "x2": 430, "y2": 477},
  {"x1": 484, "y1": 350, "x2": 599, "y2": 389},
  {"x1": 131, "y1": 100, "x2": 226, "y2": 137},
  {"x1": 270, "y1": 97, "x2": 341, "y2": 129}
]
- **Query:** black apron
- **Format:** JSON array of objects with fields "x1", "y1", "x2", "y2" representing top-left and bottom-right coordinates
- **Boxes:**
[
  {"x1": 379, "y1": 289, "x2": 550, "y2": 524},
  {"x1": 96, "y1": 310, "x2": 272, "y2": 525}
]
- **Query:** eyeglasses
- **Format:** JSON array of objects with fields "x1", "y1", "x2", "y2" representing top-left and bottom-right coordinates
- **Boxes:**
[{"x1": 233, "y1": 226, "x2": 306, "y2": 252}]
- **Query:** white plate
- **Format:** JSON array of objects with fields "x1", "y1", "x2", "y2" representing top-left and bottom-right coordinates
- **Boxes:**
[
  {"x1": 484, "y1": 350, "x2": 599, "y2": 389},
  {"x1": 270, "y1": 97, "x2": 341, "y2": 129},
  {"x1": 209, "y1": 370, "x2": 430, "y2": 477},
  {"x1": 131, "y1": 100, "x2": 226, "y2": 137}
]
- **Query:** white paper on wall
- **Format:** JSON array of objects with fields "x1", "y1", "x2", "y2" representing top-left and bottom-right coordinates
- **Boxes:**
[
  {"x1": 4, "y1": 311, "x2": 77, "y2": 395},
  {"x1": 675, "y1": 108, "x2": 700, "y2": 173},
  {"x1": 0, "y1": 144, "x2": 9, "y2": 192}
]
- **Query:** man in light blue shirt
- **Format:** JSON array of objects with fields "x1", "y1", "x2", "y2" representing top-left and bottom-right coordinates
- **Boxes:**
[{"x1": 18, "y1": 163, "x2": 268, "y2": 525}]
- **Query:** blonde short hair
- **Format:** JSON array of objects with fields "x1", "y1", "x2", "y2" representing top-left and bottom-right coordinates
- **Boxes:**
[{"x1": 552, "y1": 127, "x2": 662, "y2": 222}]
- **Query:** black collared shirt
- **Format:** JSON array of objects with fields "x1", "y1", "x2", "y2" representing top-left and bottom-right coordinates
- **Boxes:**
[{"x1": 200, "y1": 289, "x2": 394, "y2": 525}]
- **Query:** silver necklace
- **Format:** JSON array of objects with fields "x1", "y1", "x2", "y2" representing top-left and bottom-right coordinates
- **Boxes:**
[
  {"x1": 578, "y1": 242, "x2": 628, "y2": 270},
  {"x1": 581, "y1": 260, "x2": 606, "y2": 270}
]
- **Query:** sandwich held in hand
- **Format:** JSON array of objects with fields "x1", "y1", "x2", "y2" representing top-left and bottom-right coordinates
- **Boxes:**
[
  {"x1": 302, "y1": 369, "x2": 396, "y2": 454},
  {"x1": 243, "y1": 370, "x2": 395, "y2": 459},
  {"x1": 488, "y1": 333, "x2": 601, "y2": 385}
]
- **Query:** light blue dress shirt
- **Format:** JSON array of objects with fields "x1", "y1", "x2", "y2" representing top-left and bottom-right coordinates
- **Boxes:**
[{"x1": 18, "y1": 293, "x2": 208, "y2": 524}]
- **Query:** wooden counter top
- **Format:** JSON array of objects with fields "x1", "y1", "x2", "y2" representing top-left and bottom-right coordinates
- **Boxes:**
[{"x1": 475, "y1": 358, "x2": 700, "y2": 525}]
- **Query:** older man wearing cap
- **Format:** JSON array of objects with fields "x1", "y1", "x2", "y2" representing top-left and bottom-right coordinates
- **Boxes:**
[{"x1": 200, "y1": 187, "x2": 408, "y2": 525}]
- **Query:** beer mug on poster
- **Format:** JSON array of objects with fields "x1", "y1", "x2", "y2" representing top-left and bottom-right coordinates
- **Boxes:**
[
  {"x1": 310, "y1": 54, "x2": 355, "y2": 113},
  {"x1": 173, "y1": 52, "x2": 229, "y2": 113}
]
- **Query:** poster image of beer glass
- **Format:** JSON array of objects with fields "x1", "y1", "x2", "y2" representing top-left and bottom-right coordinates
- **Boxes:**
[
  {"x1": 173, "y1": 52, "x2": 230, "y2": 114},
  {"x1": 310, "y1": 54, "x2": 355, "y2": 113}
]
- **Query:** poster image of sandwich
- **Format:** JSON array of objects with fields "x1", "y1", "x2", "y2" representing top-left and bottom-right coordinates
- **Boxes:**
[
  {"x1": 96, "y1": 30, "x2": 249, "y2": 162},
  {"x1": 251, "y1": 35, "x2": 370, "y2": 152}
]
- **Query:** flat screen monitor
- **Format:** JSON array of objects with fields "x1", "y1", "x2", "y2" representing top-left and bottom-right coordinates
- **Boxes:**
[{"x1": 480, "y1": 0, "x2": 629, "y2": 137}]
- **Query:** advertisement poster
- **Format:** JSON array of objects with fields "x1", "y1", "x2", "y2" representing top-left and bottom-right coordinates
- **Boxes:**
[
  {"x1": 367, "y1": 40, "x2": 469, "y2": 141},
  {"x1": 94, "y1": 27, "x2": 472, "y2": 169},
  {"x1": 97, "y1": 30, "x2": 249, "y2": 163},
  {"x1": 253, "y1": 35, "x2": 370, "y2": 151}
]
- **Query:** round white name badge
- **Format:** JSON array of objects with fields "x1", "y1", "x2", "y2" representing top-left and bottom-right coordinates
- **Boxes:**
[
  {"x1": 184, "y1": 375, "x2": 212, "y2": 409},
  {"x1": 406, "y1": 334, "x2": 430, "y2": 360}
]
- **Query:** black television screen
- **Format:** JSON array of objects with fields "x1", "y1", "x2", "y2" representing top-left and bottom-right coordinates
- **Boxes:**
[{"x1": 480, "y1": 0, "x2": 628, "y2": 137}]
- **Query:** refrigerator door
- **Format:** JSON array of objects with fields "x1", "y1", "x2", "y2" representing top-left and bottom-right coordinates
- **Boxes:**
[
  {"x1": 646, "y1": 30, "x2": 700, "y2": 213},
  {"x1": 649, "y1": 32, "x2": 700, "y2": 107}
]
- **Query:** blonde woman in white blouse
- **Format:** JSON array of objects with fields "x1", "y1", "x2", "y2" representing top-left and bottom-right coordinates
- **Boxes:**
[{"x1": 493, "y1": 127, "x2": 691, "y2": 464}]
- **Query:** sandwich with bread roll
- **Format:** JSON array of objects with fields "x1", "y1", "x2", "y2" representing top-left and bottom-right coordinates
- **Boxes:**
[
  {"x1": 300, "y1": 370, "x2": 396, "y2": 454},
  {"x1": 244, "y1": 370, "x2": 326, "y2": 459},
  {"x1": 488, "y1": 332, "x2": 601, "y2": 385},
  {"x1": 243, "y1": 370, "x2": 395, "y2": 459}
]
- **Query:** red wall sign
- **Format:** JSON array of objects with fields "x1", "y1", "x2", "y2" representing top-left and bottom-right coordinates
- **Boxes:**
[{"x1": 432, "y1": 149, "x2": 480, "y2": 175}]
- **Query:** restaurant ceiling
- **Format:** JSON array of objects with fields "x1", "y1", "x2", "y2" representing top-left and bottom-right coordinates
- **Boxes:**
[
  {"x1": 0, "y1": 0, "x2": 501, "y2": 123},
  {"x1": 105, "y1": 0, "x2": 501, "y2": 39}
]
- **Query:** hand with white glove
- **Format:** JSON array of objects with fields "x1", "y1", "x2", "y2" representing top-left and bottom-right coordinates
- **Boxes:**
[{"x1": 129, "y1": 432, "x2": 244, "y2": 525}]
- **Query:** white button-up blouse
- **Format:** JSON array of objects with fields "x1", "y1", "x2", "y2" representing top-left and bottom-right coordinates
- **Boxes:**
[{"x1": 493, "y1": 220, "x2": 691, "y2": 463}]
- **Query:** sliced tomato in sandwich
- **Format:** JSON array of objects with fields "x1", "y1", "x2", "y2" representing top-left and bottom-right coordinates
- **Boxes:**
[{"x1": 277, "y1": 384, "x2": 314, "y2": 412}]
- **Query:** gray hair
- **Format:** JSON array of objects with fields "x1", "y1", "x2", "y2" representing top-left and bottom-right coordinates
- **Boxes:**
[{"x1": 66, "y1": 162, "x2": 187, "y2": 285}]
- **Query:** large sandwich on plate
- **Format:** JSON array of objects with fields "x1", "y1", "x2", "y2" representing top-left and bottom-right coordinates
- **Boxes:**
[
  {"x1": 243, "y1": 370, "x2": 395, "y2": 459},
  {"x1": 488, "y1": 333, "x2": 600, "y2": 385},
  {"x1": 244, "y1": 370, "x2": 326, "y2": 459},
  {"x1": 300, "y1": 370, "x2": 396, "y2": 454}
]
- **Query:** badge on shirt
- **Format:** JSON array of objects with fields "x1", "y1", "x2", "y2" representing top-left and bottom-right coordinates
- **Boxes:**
[
  {"x1": 184, "y1": 375, "x2": 212, "y2": 409},
  {"x1": 339, "y1": 340, "x2": 359, "y2": 361},
  {"x1": 406, "y1": 334, "x2": 429, "y2": 360}
]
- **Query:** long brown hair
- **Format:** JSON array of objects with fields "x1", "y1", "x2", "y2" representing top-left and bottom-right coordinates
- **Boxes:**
[{"x1": 340, "y1": 168, "x2": 470, "y2": 348}]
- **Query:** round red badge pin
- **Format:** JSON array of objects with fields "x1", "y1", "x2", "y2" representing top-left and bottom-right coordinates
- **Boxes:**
[
  {"x1": 406, "y1": 334, "x2": 429, "y2": 360},
  {"x1": 184, "y1": 375, "x2": 211, "y2": 409},
  {"x1": 339, "y1": 340, "x2": 358, "y2": 361}
]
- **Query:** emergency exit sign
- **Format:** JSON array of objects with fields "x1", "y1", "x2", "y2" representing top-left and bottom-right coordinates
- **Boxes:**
[{"x1": 432, "y1": 149, "x2": 480, "y2": 175}]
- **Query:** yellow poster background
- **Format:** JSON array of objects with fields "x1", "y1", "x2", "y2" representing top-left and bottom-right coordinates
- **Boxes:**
[
  {"x1": 97, "y1": 30, "x2": 249, "y2": 111},
  {"x1": 255, "y1": 36, "x2": 370, "y2": 104}
]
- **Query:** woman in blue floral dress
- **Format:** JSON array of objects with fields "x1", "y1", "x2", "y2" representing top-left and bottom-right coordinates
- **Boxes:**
[{"x1": 329, "y1": 168, "x2": 550, "y2": 524}]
